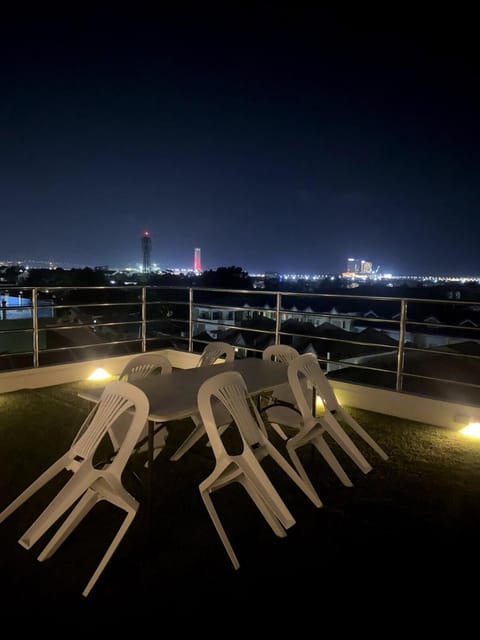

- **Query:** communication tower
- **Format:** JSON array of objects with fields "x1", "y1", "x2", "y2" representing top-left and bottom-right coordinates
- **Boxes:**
[{"x1": 142, "y1": 231, "x2": 152, "y2": 273}]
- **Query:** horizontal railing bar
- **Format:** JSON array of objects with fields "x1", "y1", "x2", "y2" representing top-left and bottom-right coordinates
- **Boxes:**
[{"x1": 402, "y1": 345, "x2": 480, "y2": 359}]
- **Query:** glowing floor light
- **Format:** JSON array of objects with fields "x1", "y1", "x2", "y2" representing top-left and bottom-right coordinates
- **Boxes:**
[
  {"x1": 87, "y1": 368, "x2": 111, "y2": 381},
  {"x1": 460, "y1": 422, "x2": 480, "y2": 438}
]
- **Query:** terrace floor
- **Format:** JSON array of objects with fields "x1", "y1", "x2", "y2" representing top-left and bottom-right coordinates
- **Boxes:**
[{"x1": 1, "y1": 380, "x2": 480, "y2": 621}]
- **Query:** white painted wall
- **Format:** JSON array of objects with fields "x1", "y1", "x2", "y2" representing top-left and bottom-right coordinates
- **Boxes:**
[{"x1": 0, "y1": 349, "x2": 200, "y2": 393}]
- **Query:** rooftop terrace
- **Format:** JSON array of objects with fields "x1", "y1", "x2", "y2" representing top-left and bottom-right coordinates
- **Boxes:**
[
  {"x1": 1, "y1": 372, "x2": 480, "y2": 614},
  {"x1": 1, "y1": 285, "x2": 480, "y2": 616}
]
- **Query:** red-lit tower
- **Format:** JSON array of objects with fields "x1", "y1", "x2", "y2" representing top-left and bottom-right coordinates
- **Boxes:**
[
  {"x1": 194, "y1": 247, "x2": 202, "y2": 272},
  {"x1": 142, "y1": 231, "x2": 152, "y2": 273}
]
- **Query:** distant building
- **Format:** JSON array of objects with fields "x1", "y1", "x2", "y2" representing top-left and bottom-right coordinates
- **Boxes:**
[
  {"x1": 345, "y1": 258, "x2": 372, "y2": 274},
  {"x1": 346, "y1": 258, "x2": 361, "y2": 274},
  {"x1": 343, "y1": 257, "x2": 373, "y2": 278}
]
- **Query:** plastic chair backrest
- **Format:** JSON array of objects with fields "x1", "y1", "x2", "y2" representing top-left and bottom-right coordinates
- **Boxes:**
[
  {"x1": 262, "y1": 345, "x2": 300, "y2": 406},
  {"x1": 197, "y1": 370, "x2": 266, "y2": 459},
  {"x1": 119, "y1": 353, "x2": 172, "y2": 382},
  {"x1": 287, "y1": 353, "x2": 336, "y2": 424},
  {"x1": 197, "y1": 342, "x2": 235, "y2": 367},
  {"x1": 73, "y1": 380, "x2": 150, "y2": 468},
  {"x1": 262, "y1": 344, "x2": 299, "y2": 363}
]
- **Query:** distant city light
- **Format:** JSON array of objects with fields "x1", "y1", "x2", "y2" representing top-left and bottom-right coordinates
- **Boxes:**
[{"x1": 1, "y1": 257, "x2": 480, "y2": 283}]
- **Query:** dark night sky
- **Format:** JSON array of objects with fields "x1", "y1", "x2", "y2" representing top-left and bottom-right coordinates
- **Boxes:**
[{"x1": 1, "y1": 4, "x2": 479, "y2": 275}]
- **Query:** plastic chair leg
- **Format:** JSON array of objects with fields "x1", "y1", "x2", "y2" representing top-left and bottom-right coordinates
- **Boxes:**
[
  {"x1": 19, "y1": 472, "x2": 96, "y2": 550},
  {"x1": 82, "y1": 508, "x2": 137, "y2": 597},
  {"x1": 200, "y1": 489, "x2": 240, "y2": 569},
  {"x1": 0, "y1": 457, "x2": 68, "y2": 524},
  {"x1": 38, "y1": 488, "x2": 99, "y2": 560},
  {"x1": 340, "y1": 410, "x2": 389, "y2": 460},
  {"x1": 323, "y1": 413, "x2": 373, "y2": 474}
]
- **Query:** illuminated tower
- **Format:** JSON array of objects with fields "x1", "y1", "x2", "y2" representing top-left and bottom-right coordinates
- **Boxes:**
[
  {"x1": 194, "y1": 247, "x2": 202, "y2": 272},
  {"x1": 142, "y1": 231, "x2": 152, "y2": 273}
]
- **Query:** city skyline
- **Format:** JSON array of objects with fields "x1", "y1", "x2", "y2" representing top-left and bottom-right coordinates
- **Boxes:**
[
  {"x1": 2, "y1": 233, "x2": 480, "y2": 279},
  {"x1": 2, "y1": 248, "x2": 480, "y2": 281},
  {"x1": 2, "y1": 232, "x2": 480, "y2": 279},
  {"x1": 1, "y1": 7, "x2": 478, "y2": 276}
]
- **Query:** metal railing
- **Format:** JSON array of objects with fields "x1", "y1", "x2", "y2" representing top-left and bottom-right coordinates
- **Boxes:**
[{"x1": 1, "y1": 285, "x2": 480, "y2": 406}]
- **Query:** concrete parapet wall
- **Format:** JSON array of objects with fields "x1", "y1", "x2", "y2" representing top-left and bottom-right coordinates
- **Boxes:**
[{"x1": 1, "y1": 348, "x2": 478, "y2": 431}]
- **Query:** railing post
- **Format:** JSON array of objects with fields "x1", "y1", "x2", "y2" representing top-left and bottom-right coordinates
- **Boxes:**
[
  {"x1": 395, "y1": 299, "x2": 407, "y2": 392},
  {"x1": 188, "y1": 287, "x2": 193, "y2": 353},
  {"x1": 32, "y1": 288, "x2": 39, "y2": 368},
  {"x1": 141, "y1": 287, "x2": 147, "y2": 352},
  {"x1": 275, "y1": 291, "x2": 281, "y2": 344}
]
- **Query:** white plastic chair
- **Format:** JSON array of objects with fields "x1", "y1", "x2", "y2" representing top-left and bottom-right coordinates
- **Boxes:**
[
  {"x1": 197, "y1": 370, "x2": 322, "y2": 569},
  {"x1": 272, "y1": 353, "x2": 388, "y2": 496},
  {"x1": 261, "y1": 344, "x2": 300, "y2": 440},
  {"x1": 169, "y1": 342, "x2": 235, "y2": 461},
  {"x1": 0, "y1": 380, "x2": 150, "y2": 597},
  {"x1": 113, "y1": 353, "x2": 172, "y2": 461}
]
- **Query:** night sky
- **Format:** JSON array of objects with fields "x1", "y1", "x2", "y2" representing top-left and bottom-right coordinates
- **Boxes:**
[{"x1": 1, "y1": 5, "x2": 478, "y2": 276}]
